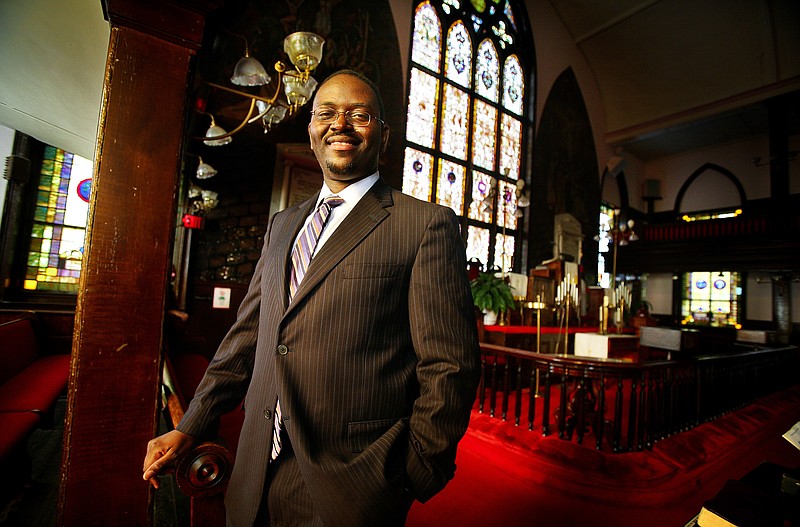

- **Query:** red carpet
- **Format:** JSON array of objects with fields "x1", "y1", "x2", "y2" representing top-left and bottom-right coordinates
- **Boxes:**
[{"x1": 408, "y1": 384, "x2": 800, "y2": 527}]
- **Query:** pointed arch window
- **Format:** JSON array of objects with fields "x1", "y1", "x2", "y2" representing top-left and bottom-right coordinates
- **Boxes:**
[{"x1": 403, "y1": 0, "x2": 531, "y2": 273}]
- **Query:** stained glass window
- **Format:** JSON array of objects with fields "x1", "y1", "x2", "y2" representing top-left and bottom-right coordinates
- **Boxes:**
[
  {"x1": 25, "y1": 146, "x2": 92, "y2": 293},
  {"x1": 404, "y1": 0, "x2": 530, "y2": 273},
  {"x1": 596, "y1": 203, "x2": 614, "y2": 289},
  {"x1": 412, "y1": 2, "x2": 442, "y2": 72},
  {"x1": 471, "y1": 100, "x2": 497, "y2": 169},
  {"x1": 503, "y1": 55, "x2": 524, "y2": 115},
  {"x1": 441, "y1": 84, "x2": 470, "y2": 159},
  {"x1": 681, "y1": 271, "x2": 741, "y2": 327},
  {"x1": 402, "y1": 148, "x2": 434, "y2": 201},
  {"x1": 494, "y1": 232, "x2": 515, "y2": 273},
  {"x1": 437, "y1": 160, "x2": 466, "y2": 214},
  {"x1": 499, "y1": 114, "x2": 521, "y2": 179},
  {"x1": 445, "y1": 22, "x2": 472, "y2": 87},
  {"x1": 468, "y1": 171, "x2": 494, "y2": 223},
  {"x1": 406, "y1": 68, "x2": 439, "y2": 148},
  {"x1": 474, "y1": 40, "x2": 499, "y2": 102}
]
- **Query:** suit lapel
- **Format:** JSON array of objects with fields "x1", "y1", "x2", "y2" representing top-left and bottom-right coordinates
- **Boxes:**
[{"x1": 285, "y1": 179, "x2": 393, "y2": 313}]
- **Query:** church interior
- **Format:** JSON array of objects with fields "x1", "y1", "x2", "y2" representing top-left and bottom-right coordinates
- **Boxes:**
[{"x1": 1, "y1": 0, "x2": 799, "y2": 525}]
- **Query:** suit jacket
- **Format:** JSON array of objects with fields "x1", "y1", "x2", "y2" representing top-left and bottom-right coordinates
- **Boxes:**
[{"x1": 179, "y1": 178, "x2": 480, "y2": 526}]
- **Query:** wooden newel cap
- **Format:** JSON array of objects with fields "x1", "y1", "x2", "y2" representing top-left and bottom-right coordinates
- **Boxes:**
[{"x1": 175, "y1": 441, "x2": 234, "y2": 498}]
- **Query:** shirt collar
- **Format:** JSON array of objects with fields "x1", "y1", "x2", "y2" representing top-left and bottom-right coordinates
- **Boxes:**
[{"x1": 317, "y1": 172, "x2": 380, "y2": 207}]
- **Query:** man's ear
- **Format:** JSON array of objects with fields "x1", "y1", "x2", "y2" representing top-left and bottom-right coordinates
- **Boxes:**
[{"x1": 380, "y1": 124, "x2": 390, "y2": 154}]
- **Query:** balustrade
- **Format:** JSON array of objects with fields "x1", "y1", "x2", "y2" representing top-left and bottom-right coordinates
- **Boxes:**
[{"x1": 477, "y1": 343, "x2": 799, "y2": 452}]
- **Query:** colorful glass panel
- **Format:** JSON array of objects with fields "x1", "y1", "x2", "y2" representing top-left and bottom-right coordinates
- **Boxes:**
[
  {"x1": 436, "y1": 160, "x2": 466, "y2": 215},
  {"x1": 504, "y1": 0, "x2": 517, "y2": 31},
  {"x1": 596, "y1": 203, "x2": 614, "y2": 289},
  {"x1": 494, "y1": 232, "x2": 515, "y2": 273},
  {"x1": 406, "y1": 67, "x2": 439, "y2": 148},
  {"x1": 495, "y1": 179, "x2": 518, "y2": 230},
  {"x1": 468, "y1": 171, "x2": 494, "y2": 222},
  {"x1": 24, "y1": 146, "x2": 91, "y2": 293},
  {"x1": 472, "y1": 99, "x2": 497, "y2": 170},
  {"x1": 411, "y1": 2, "x2": 442, "y2": 73},
  {"x1": 466, "y1": 226, "x2": 490, "y2": 269},
  {"x1": 475, "y1": 39, "x2": 499, "y2": 102},
  {"x1": 402, "y1": 147, "x2": 434, "y2": 201},
  {"x1": 499, "y1": 114, "x2": 521, "y2": 179},
  {"x1": 445, "y1": 22, "x2": 472, "y2": 88},
  {"x1": 681, "y1": 271, "x2": 740, "y2": 326},
  {"x1": 441, "y1": 83, "x2": 470, "y2": 160},
  {"x1": 502, "y1": 55, "x2": 524, "y2": 115}
]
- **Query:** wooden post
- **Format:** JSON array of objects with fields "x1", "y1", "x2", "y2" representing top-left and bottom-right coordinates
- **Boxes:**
[{"x1": 57, "y1": 2, "x2": 219, "y2": 525}]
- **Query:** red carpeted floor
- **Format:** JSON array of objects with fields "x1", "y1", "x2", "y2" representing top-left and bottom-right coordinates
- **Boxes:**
[{"x1": 407, "y1": 384, "x2": 800, "y2": 527}]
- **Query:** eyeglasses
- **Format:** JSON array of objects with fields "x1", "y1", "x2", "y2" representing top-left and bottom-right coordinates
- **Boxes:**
[{"x1": 310, "y1": 108, "x2": 384, "y2": 127}]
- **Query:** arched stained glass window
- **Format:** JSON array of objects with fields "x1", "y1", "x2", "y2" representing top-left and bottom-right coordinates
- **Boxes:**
[{"x1": 404, "y1": 0, "x2": 531, "y2": 273}]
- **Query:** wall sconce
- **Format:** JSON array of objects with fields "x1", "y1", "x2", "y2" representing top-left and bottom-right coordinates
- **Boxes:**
[{"x1": 201, "y1": 31, "x2": 325, "y2": 144}]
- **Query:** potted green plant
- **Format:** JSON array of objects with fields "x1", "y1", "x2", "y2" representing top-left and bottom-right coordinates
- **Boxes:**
[{"x1": 470, "y1": 272, "x2": 516, "y2": 325}]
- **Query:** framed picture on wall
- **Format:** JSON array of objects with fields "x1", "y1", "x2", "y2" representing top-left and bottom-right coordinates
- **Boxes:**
[{"x1": 270, "y1": 144, "x2": 323, "y2": 216}]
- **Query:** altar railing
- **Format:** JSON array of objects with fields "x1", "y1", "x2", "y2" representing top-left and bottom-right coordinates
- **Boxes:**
[{"x1": 477, "y1": 342, "x2": 799, "y2": 452}]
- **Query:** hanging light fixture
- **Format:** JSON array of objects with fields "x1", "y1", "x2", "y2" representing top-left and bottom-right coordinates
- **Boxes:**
[
  {"x1": 203, "y1": 114, "x2": 232, "y2": 146},
  {"x1": 195, "y1": 157, "x2": 218, "y2": 179},
  {"x1": 201, "y1": 31, "x2": 325, "y2": 142},
  {"x1": 230, "y1": 37, "x2": 271, "y2": 87}
]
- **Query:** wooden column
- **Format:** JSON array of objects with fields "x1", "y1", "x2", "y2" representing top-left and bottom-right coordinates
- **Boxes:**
[{"x1": 57, "y1": 2, "x2": 218, "y2": 525}]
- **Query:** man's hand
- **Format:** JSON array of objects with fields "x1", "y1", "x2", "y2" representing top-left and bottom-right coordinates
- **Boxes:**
[{"x1": 143, "y1": 429, "x2": 196, "y2": 488}]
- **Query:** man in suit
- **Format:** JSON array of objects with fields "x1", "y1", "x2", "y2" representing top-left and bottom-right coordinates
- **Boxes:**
[{"x1": 143, "y1": 69, "x2": 480, "y2": 526}]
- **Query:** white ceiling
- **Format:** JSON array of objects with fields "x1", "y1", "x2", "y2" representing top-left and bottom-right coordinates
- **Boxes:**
[
  {"x1": 0, "y1": 1, "x2": 798, "y2": 162},
  {"x1": 546, "y1": 0, "x2": 800, "y2": 159}
]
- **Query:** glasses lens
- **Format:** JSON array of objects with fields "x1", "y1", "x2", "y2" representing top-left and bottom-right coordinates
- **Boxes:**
[{"x1": 314, "y1": 109, "x2": 372, "y2": 126}]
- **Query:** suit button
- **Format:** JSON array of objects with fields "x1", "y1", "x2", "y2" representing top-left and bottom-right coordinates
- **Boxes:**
[
  {"x1": 277, "y1": 344, "x2": 289, "y2": 356},
  {"x1": 263, "y1": 408, "x2": 272, "y2": 419}
]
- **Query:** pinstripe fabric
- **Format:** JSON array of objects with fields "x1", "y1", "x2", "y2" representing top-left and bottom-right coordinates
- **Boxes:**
[
  {"x1": 178, "y1": 179, "x2": 480, "y2": 527},
  {"x1": 272, "y1": 196, "x2": 344, "y2": 461}
]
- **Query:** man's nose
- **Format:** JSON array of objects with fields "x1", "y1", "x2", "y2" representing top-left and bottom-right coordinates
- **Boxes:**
[{"x1": 330, "y1": 112, "x2": 352, "y2": 129}]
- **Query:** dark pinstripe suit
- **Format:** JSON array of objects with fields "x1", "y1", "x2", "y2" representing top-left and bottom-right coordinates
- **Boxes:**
[{"x1": 178, "y1": 178, "x2": 480, "y2": 526}]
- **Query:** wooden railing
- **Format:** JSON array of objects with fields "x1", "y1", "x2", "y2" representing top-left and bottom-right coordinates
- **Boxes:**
[
  {"x1": 161, "y1": 356, "x2": 232, "y2": 527},
  {"x1": 478, "y1": 343, "x2": 800, "y2": 452}
]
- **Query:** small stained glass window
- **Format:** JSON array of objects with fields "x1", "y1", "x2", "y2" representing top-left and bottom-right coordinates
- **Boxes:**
[
  {"x1": 681, "y1": 271, "x2": 740, "y2": 327},
  {"x1": 495, "y1": 179, "x2": 518, "y2": 230},
  {"x1": 494, "y1": 232, "x2": 515, "y2": 273},
  {"x1": 436, "y1": 161, "x2": 467, "y2": 215},
  {"x1": 466, "y1": 226, "x2": 490, "y2": 267},
  {"x1": 402, "y1": 147, "x2": 434, "y2": 201},
  {"x1": 412, "y1": 2, "x2": 442, "y2": 72},
  {"x1": 441, "y1": 83, "x2": 470, "y2": 160},
  {"x1": 472, "y1": 99, "x2": 497, "y2": 170},
  {"x1": 475, "y1": 39, "x2": 499, "y2": 102},
  {"x1": 445, "y1": 22, "x2": 472, "y2": 87},
  {"x1": 468, "y1": 171, "x2": 494, "y2": 223},
  {"x1": 499, "y1": 114, "x2": 521, "y2": 179},
  {"x1": 406, "y1": 68, "x2": 440, "y2": 148},
  {"x1": 502, "y1": 55, "x2": 524, "y2": 115},
  {"x1": 24, "y1": 146, "x2": 92, "y2": 293}
]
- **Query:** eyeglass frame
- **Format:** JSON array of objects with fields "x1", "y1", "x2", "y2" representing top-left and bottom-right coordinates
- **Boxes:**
[{"x1": 310, "y1": 108, "x2": 385, "y2": 127}]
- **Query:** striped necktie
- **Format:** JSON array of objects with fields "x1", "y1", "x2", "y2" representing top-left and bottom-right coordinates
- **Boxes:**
[{"x1": 272, "y1": 195, "x2": 344, "y2": 461}]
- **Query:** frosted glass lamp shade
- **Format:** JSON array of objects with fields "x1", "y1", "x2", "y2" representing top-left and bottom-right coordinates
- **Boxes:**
[
  {"x1": 231, "y1": 55, "x2": 271, "y2": 86},
  {"x1": 283, "y1": 32, "x2": 324, "y2": 72},
  {"x1": 196, "y1": 157, "x2": 217, "y2": 179},
  {"x1": 283, "y1": 72, "x2": 318, "y2": 106},
  {"x1": 204, "y1": 121, "x2": 232, "y2": 146}
]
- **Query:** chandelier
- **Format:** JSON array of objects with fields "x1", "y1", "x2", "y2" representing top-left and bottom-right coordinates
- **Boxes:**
[{"x1": 200, "y1": 31, "x2": 325, "y2": 145}]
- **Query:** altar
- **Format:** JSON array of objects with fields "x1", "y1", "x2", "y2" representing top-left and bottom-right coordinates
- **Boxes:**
[
  {"x1": 482, "y1": 325, "x2": 600, "y2": 354},
  {"x1": 573, "y1": 332, "x2": 639, "y2": 361}
]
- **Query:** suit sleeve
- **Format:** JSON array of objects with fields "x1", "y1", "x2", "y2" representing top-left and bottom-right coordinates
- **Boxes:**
[
  {"x1": 405, "y1": 205, "x2": 480, "y2": 502},
  {"x1": 176, "y1": 217, "x2": 274, "y2": 439}
]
